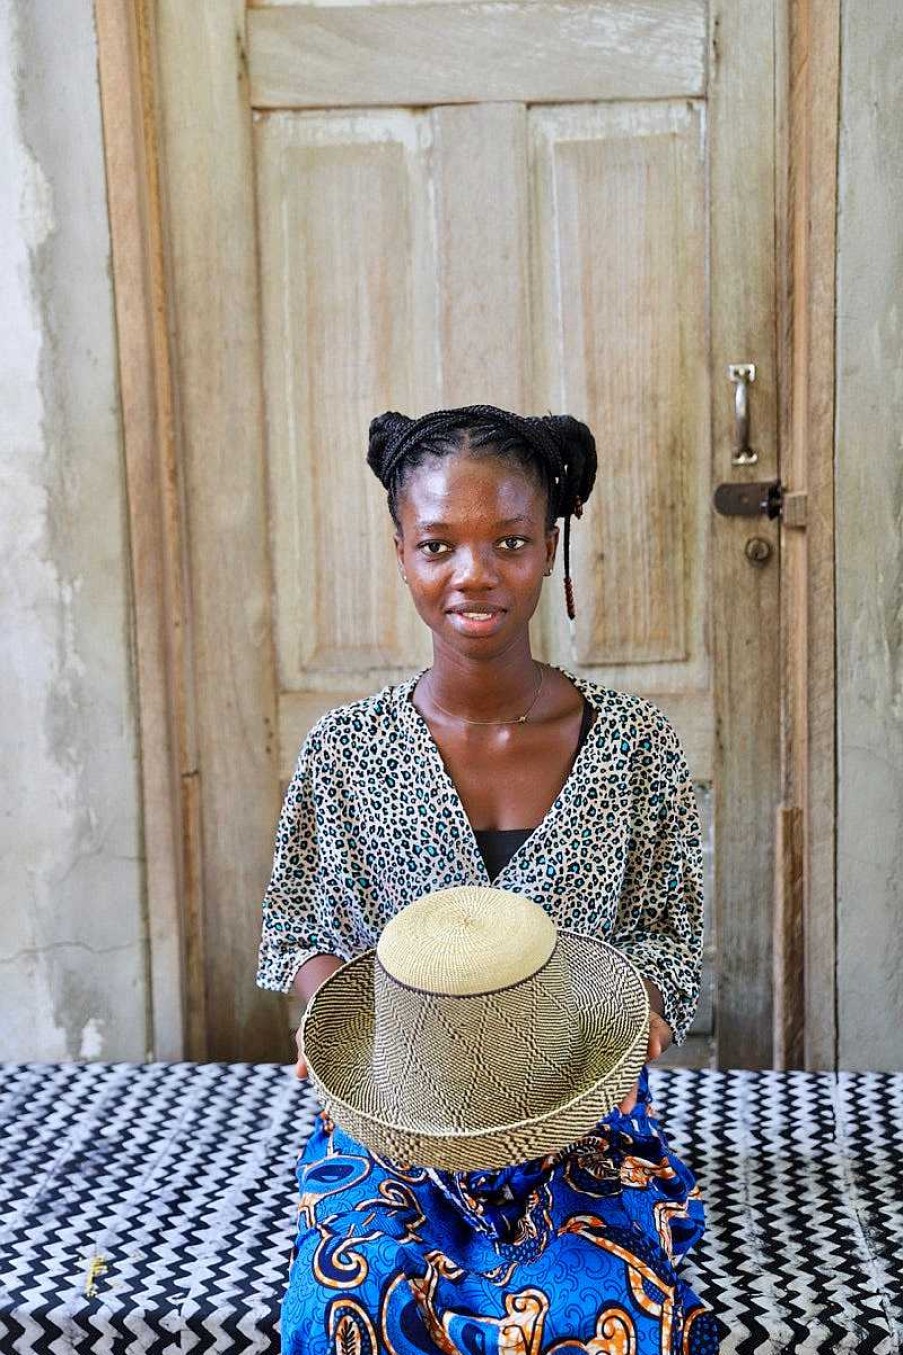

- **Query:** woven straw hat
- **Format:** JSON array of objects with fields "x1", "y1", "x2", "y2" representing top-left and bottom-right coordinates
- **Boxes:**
[{"x1": 301, "y1": 886, "x2": 649, "y2": 1171}]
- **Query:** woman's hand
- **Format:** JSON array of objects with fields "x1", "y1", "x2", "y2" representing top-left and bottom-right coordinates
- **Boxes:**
[
  {"x1": 294, "y1": 1024, "x2": 308, "y2": 1080},
  {"x1": 616, "y1": 988, "x2": 673, "y2": 1114}
]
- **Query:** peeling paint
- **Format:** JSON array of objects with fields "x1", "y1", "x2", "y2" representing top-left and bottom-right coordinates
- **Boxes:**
[
  {"x1": 79, "y1": 1017, "x2": 105, "y2": 1060},
  {"x1": 17, "y1": 129, "x2": 55, "y2": 250}
]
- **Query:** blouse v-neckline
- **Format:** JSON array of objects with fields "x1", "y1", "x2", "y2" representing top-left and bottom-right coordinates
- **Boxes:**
[{"x1": 401, "y1": 667, "x2": 603, "y2": 886}]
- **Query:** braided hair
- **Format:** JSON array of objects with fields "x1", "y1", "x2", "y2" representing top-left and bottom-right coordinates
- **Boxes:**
[{"x1": 367, "y1": 404, "x2": 597, "y2": 620}]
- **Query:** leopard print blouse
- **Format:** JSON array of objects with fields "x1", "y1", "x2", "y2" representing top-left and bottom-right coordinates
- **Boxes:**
[{"x1": 256, "y1": 668, "x2": 703, "y2": 1044}]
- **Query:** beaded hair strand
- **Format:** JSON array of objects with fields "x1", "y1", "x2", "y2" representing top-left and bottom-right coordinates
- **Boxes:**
[{"x1": 367, "y1": 404, "x2": 597, "y2": 620}]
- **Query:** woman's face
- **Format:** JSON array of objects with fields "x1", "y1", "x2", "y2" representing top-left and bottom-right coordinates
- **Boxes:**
[{"x1": 393, "y1": 451, "x2": 558, "y2": 660}]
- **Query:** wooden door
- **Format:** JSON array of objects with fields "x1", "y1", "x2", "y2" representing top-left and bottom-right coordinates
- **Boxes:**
[{"x1": 147, "y1": 0, "x2": 782, "y2": 1065}]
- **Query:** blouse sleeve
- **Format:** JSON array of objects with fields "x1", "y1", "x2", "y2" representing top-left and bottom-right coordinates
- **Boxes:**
[
  {"x1": 610, "y1": 715, "x2": 704, "y2": 1045},
  {"x1": 255, "y1": 727, "x2": 354, "y2": 994}
]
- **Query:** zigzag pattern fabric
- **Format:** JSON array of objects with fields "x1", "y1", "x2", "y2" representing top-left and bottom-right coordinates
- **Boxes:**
[
  {"x1": 650, "y1": 1068, "x2": 903, "y2": 1354},
  {"x1": 0, "y1": 1063, "x2": 316, "y2": 1353},
  {"x1": 0, "y1": 1063, "x2": 900, "y2": 1353}
]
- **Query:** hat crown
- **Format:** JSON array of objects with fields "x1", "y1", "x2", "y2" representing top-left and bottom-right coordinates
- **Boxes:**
[{"x1": 376, "y1": 887, "x2": 556, "y2": 995}]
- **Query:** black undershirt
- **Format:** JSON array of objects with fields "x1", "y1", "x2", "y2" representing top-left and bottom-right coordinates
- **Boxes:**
[{"x1": 474, "y1": 696, "x2": 595, "y2": 881}]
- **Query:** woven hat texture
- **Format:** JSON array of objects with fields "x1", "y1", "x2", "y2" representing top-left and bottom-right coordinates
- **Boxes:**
[{"x1": 302, "y1": 886, "x2": 649, "y2": 1171}]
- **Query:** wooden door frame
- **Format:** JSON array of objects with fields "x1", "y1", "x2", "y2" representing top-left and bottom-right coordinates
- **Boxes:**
[
  {"x1": 97, "y1": 0, "x2": 285, "y2": 1062},
  {"x1": 773, "y1": 0, "x2": 841, "y2": 1070},
  {"x1": 96, "y1": 0, "x2": 193, "y2": 1060},
  {"x1": 95, "y1": 0, "x2": 840, "y2": 1067}
]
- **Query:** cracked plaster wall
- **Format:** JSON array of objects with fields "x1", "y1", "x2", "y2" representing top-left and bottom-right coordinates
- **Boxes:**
[
  {"x1": 0, "y1": 1, "x2": 147, "y2": 1059},
  {"x1": 835, "y1": 0, "x2": 903, "y2": 1069}
]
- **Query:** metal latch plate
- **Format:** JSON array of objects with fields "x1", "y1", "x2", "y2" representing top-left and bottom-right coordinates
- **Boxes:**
[
  {"x1": 713, "y1": 481, "x2": 808, "y2": 526},
  {"x1": 714, "y1": 480, "x2": 783, "y2": 519}
]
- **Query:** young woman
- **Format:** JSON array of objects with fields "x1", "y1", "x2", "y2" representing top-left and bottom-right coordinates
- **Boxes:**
[{"x1": 257, "y1": 405, "x2": 722, "y2": 1354}]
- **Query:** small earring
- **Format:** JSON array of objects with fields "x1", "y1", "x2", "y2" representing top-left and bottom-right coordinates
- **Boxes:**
[
  {"x1": 399, "y1": 569, "x2": 408, "y2": 584},
  {"x1": 545, "y1": 566, "x2": 554, "y2": 576}
]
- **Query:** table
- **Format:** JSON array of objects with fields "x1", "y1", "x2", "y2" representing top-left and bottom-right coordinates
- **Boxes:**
[{"x1": 1, "y1": 1064, "x2": 901, "y2": 1353}]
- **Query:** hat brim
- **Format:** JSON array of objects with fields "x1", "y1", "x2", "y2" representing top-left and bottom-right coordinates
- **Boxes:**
[{"x1": 301, "y1": 932, "x2": 650, "y2": 1171}]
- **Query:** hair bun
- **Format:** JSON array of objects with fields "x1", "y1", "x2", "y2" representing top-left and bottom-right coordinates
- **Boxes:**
[
  {"x1": 544, "y1": 414, "x2": 597, "y2": 515},
  {"x1": 367, "y1": 411, "x2": 413, "y2": 487}
]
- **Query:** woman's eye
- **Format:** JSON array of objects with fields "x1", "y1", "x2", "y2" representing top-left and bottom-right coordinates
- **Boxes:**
[
  {"x1": 499, "y1": 536, "x2": 528, "y2": 551},
  {"x1": 419, "y1": 541, "x2": 451, "y2": 557}
]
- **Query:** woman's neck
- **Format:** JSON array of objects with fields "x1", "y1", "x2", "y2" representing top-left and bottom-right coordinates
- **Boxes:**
[{"x1": 423, "y1": 643, "x2": 542, "y2": 724}]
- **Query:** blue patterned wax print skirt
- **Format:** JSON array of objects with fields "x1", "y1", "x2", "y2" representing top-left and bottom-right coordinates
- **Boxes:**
[{"x1": 281, "y1": 1067, "x2": 723, "y2": 1354}]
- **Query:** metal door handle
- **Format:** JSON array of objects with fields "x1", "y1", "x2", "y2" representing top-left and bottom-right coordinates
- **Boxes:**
[{"x1": 728, "y1": 363, "x2": 758, "y2": 465}]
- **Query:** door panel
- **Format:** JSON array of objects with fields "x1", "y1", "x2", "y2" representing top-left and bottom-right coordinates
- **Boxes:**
[
  {"x1": 247, "y1": 1, "x2": 708, "y2": 107},
  {"x1": 529, "y1": 103, "x2": 710, "y2": 776},
  {"x1": 256, "y1": 112, "x2": 437, "y2": 690},
  {"x1": 433, "y1": 104, "x2": 531, "y2": 409}
]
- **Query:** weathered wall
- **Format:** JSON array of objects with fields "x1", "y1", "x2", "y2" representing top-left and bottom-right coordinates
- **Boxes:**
[
  {"x1": 835, "y1": 0, "x2": 903, "y2": 1069},
  {"x1": 0, "y1": 1, "x2": 147, "y2": 1059}
]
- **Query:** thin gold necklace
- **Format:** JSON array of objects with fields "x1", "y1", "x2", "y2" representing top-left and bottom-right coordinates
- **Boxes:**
[{"x1": 426, "y1": 663, "x2": 545, "y2": 726}]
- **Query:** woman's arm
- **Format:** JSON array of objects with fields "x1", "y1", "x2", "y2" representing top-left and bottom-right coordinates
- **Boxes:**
[
  {"x1": 257, "y1": 721, "x2": 356, "y2": 995},
  {"x1": 643, "y1": 977, "x2": 672, "y2": 1055},
  {"x1": 291, "y1": 952, "x2": 344, "y2": 1078},
  {"x1": 611, "y1": 714, "x2": 703, "y2": 1113},
  {"x1": 617, "y1": 978, "x2": 672, "y2": 1114},
  {"x1": 611, "y1": 720, "x2": 704, "y2": 1049},
  {"x1": 292, "y1": 953, "x2": 344, "y2": 1007}
]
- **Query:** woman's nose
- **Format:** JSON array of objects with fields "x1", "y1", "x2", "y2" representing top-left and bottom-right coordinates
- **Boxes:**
[{"x1": 452, "y1": 545, "x2": 498, "y2": 588}]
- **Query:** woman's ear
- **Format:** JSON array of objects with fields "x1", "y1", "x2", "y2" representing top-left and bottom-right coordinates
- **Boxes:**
[
  {"x1": 544, "y1": 524, "x2": 559, "y2": 575},
  {"x1": 394, "y1": 532, "x2": 408, "y2": 583}
]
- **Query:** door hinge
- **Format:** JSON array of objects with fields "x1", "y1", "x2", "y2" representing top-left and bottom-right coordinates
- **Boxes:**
[{"x1": 713, "y1": 480, "x2": 807, "y2": 527}]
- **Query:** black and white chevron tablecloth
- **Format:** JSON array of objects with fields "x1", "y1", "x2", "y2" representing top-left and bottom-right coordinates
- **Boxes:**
[{"x1": 0, "y1": 1063, "x2": 900, "y2": 1354}]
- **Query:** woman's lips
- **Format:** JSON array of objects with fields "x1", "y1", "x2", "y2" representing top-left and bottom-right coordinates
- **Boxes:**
[{"x1": 446, "y1": 607, "x2": 506, "y2": 635}]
